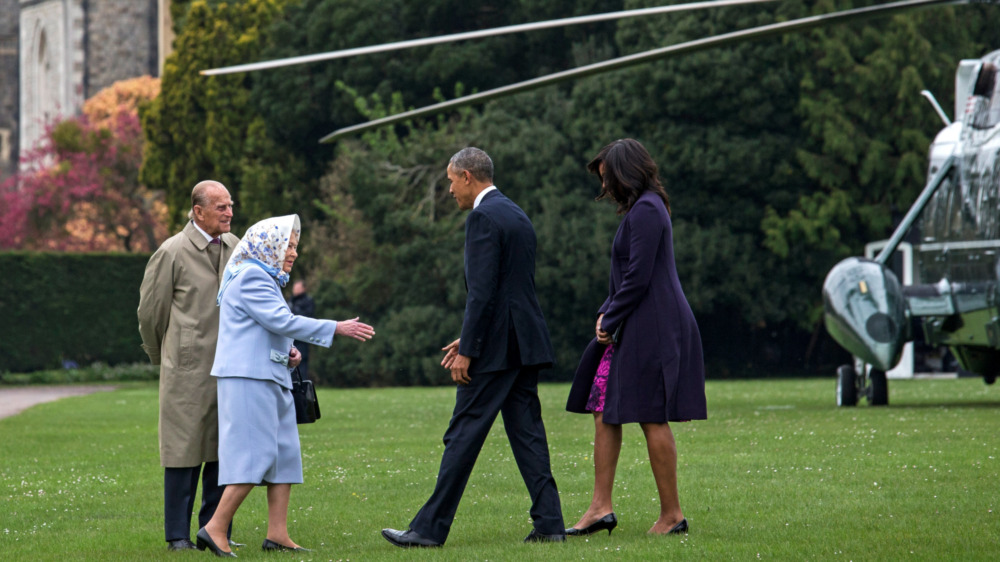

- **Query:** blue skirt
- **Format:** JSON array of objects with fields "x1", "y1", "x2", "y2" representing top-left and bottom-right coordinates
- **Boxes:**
[{"x1": 216, "y1": 377, "x2": 303, "y2": 485}]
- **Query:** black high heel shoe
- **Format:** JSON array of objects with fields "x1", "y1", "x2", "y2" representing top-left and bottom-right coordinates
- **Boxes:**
[
  {"x1": 565, "y1": 512, "x2": 618, "y2": 536},
  {"x1": 667, "y1": 518, "x2": 688, "y2": 534},
  {"x1": 196, "y1": 527, "x2": 237, "y2": 558}
]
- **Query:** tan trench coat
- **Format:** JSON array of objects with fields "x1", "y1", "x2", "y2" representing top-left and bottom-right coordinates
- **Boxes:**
[{"x1": 138, "y1": 222, "x2": 239, "y2": 467}]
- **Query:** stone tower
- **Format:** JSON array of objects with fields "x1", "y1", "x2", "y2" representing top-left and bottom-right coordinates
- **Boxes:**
[
  {"x1": 0, "y1": 0, "x2": 19, "y2": 178},
  {"x1": 1, "y1": 0, "x2": 172, "y2": 179}
]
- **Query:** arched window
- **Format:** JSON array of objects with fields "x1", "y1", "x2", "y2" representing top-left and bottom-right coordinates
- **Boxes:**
[
  {"x1": 37, "y1": 28, "x2": 49, "y2": 122},
  {"x1": 22, "y1": 21, "x2": 64, "y2": 153}
]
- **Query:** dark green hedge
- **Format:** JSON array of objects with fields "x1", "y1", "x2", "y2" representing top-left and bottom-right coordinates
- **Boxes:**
[
  {"x1": 0, "y1": 252, "x2": 152, "y2": 373},
  {"x1": 0, "y1": 362, "x2": 159, "y2": 385}
]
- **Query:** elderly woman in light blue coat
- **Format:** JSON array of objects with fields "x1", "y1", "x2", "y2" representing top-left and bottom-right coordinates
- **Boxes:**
[{"x1": 196, "y1": 215, "x2": 374, "y2": 557}]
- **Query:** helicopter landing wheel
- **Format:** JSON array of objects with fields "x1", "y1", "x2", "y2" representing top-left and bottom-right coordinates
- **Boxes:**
[
  {"x1": 868, "y1": 369, "x2": 888, "y2": 406},
  {"x1": 837, "y1": 364, "x2": 858, "y2": 407}
]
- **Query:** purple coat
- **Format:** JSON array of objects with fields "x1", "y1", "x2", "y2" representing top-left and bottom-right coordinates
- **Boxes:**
[{"x1": 566, "y1": 191, "x2": 707, "y2": 423}]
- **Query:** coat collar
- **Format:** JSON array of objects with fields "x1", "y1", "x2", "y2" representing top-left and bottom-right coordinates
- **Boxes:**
[
  {"x1": 183, "y1": 221, "x2": 211, "y2": 250},
  {"x1": 475, "y1": 187, "x2": 501, "y2": 208},
  {"x1": 183, "y1": 221, "x2": 237, "y2": 250}
]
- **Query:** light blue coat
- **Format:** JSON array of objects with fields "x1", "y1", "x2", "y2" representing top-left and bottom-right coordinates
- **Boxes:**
[{"x1": 211, "y1": 265, "x2": 336, "y2": 389}]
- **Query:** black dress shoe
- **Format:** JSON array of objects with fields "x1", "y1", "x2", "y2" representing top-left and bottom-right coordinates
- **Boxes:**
[
  {"x1": 523, "y1": 529, "x2": 566, "y2": 543},
  {"x1": 381, "y1": 528, "x2": 442, "y2": 548},
  {"x1": 667, "y1": 518, "x2": 689, "y2": 534},
  {"x1": 166, "y1": 538, "x2": 197, "y2": 551},
  {"x1": 566, "y1": 512, "x2": 618, "y2": 536},
  {"x1": 261, "y1": 538, "x2": 312, "y2": 552},
  {"x1": 196, "y1": 527, "x2": 237, "y2": 558}
]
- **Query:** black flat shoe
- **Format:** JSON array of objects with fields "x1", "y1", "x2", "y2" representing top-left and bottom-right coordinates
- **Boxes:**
[
  {"x1": 523, "y1": 529, "x2": 566, "y2": 543},
  {"x1": 261, "y1": 538, "x2": 312, "y2": 552},
  {"x1": 381, "y1": 528, "x2": 442, "y2": 548},
  {"x1": 566, "y1": 512, "x2": 618, "y2": 536},
  {"x1": 196, "y1": 527, "x2": 237, "y2": 557},
  {"x1": 667, "y1": 518, "x2": 688, "y2": 534}
]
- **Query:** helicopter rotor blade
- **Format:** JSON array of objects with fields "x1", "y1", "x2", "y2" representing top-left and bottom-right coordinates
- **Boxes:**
[
  {"x1": 321, "y1": 0, "x2": 966, "y2": 143},
  {"x1": 200, "y1": 0, "x2": 779, "y2": 76},
  {"x1": 874, "y1": 154, "x2": 955, "y2": 265}
]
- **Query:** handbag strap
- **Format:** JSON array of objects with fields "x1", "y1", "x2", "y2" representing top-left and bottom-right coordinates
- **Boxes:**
[{"x1": 292, "y1": 366, "x2": 303, "y2": 384}]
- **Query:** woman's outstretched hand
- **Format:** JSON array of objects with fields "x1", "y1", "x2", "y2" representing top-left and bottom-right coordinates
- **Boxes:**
[{"x1": 336, "y1": 317, "x2": 375, "y2": 341}]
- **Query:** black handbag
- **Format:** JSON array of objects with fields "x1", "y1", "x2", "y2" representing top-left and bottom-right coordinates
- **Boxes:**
[
  {"x1": 291, "y1": 367, "x2": 321, "y2": 424},
  {"x1": 611, "y1": 321, "x2": 624, "y2": 344}
]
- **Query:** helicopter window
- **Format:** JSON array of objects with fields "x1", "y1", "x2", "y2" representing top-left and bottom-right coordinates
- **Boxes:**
[
  {"x1": 973, "y1": 63, "x2": 996, "y2": 97},
  {"x1": 920, "y1": 173, "x2": 951, "y2": 241},
  {"x1": 969, "y1": 63, "x2": 1000, "y2": 129}
]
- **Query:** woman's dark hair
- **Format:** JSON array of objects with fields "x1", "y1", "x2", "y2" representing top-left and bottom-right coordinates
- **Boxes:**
[{"x1": 587, "y1": 138, "x2": 670, "y2": 215}]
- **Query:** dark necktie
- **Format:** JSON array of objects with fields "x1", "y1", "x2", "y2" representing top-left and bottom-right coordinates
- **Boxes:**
[{"x1": 207, "y1": 238, "x2": 222, "y2": 273}]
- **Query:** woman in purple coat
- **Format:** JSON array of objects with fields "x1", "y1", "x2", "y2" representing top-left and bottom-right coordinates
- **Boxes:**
[{"x1": 565, "y1": 138, "x2": 706, "y2": 536}]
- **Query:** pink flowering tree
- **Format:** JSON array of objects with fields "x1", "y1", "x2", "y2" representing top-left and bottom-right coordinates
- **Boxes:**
[{"x1": 0, "y1": 76, "x2": 167, "y2": 252}]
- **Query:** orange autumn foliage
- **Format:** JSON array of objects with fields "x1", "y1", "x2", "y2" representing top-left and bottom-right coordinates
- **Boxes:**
[{"x1": 83, "y1": 76, "x2": 162, "y2": 131}]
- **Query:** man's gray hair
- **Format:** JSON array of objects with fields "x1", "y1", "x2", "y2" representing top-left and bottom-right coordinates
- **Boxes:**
[
  {"x1": 188, "y1": 180, "x2": 223, "y2": 220},
  {"x1": 449, "y1": 147, "x2": 494, "y2": 183}
]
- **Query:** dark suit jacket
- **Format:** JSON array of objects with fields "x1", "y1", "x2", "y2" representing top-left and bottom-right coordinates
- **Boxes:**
[
  {"x1": 566, "y1": 191, "x2": 706, "y2": 423},
  {"x1": 459, "y1": 190, "x2": 554, "y2": 375}
]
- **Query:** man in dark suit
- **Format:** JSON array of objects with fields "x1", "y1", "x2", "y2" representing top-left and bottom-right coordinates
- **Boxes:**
[{"x1": 382, "y1": 147, "x2": 565, "y2": 547}]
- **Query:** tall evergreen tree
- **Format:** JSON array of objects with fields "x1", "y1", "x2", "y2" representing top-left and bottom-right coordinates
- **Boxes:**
[{"x1": 140, "y1": 0, "x2": 305, "y2": 231}]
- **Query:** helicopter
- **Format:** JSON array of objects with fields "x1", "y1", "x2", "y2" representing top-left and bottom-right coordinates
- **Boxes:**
[
  {"x1": 202, "y1": 0, "x2": 1000, "y2": 405},
  {"x1": 823, "y1": 53, "x2": 1000, "y2": 407}
]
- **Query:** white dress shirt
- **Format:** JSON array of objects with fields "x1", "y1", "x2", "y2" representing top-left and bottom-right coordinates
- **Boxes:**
[
  {"x1": 191, "y1": 220, "x2": 215, "y2": 242},
  {"x1": 474, "y1": 186, "x2": 498, "y2": 209}
]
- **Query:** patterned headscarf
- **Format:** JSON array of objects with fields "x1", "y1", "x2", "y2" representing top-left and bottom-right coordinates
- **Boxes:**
[{"x1": 217, "y1": 214, "x2": 301, "y2": 305}]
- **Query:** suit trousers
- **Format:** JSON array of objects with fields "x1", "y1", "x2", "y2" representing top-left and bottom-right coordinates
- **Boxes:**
[
  {"x1": 409, "y1": 365, "x2": 564, "y2": 544},
  {"x1": 163, "y1": 462, "x2": 227, "y2": 542}
]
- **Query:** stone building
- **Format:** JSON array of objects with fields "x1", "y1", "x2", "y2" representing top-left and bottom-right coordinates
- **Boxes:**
[
  {"x1": 0, "y1": 0, "x2": 174, "y2": 179},
  {"x1": 1, "y1": 0, "x2": 19, "y2": 178}
]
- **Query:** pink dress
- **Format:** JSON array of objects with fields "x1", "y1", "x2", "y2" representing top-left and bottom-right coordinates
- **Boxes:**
[{"x1": 585, "y1": 344, "x2": 614, "y2": 412}]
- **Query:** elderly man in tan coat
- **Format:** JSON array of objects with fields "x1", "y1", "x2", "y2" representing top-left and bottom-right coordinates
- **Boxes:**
[{"x1": 138, "y1": 181, "x2": 241, "y2": 552}]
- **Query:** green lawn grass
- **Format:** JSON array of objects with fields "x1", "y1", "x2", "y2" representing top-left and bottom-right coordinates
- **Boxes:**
[{"x1": 1, "y1": 378, "x2": 998, "y2": 561}]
